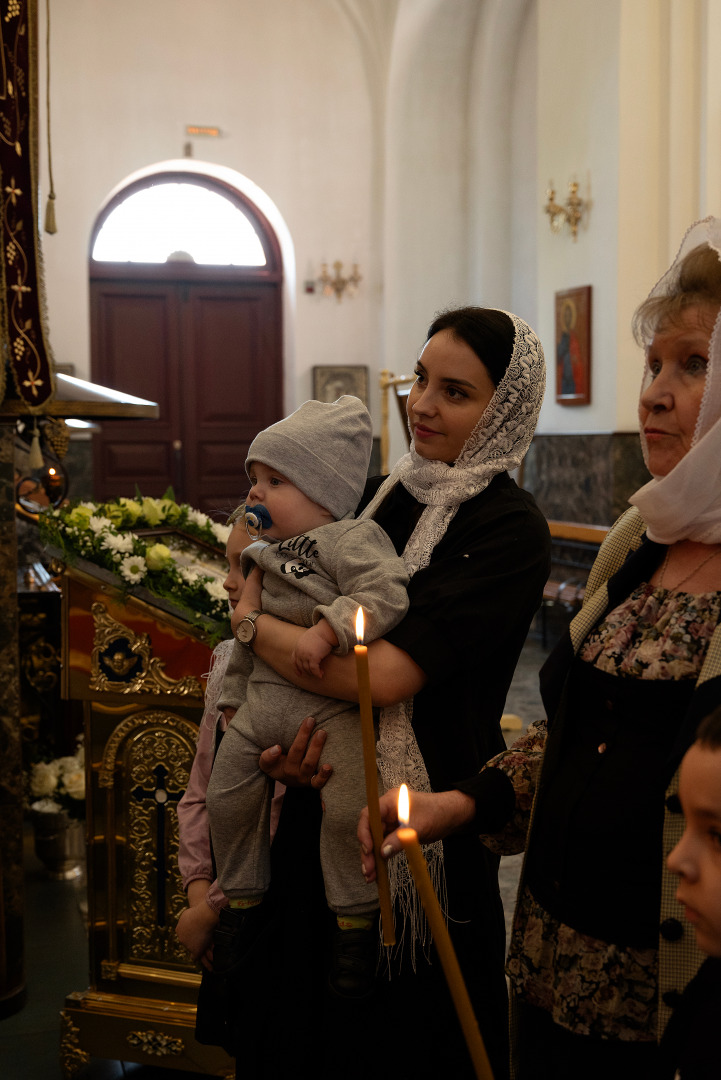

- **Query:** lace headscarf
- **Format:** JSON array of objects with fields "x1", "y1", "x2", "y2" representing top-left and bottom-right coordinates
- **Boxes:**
[
  {"x1": 629, "y1": 217, "x2": 721, "y2": 544},
  {"x1": 360, "y1": 310, "x2": 545, "y2": 961}
]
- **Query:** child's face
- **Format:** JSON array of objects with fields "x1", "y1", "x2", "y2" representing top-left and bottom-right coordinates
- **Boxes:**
[
  {"x1": 667, "y1": 742, "x2": 721, "y2": 957},
  {"x1": 246, "y1": 461, "x2": 334, "y2": 541},
  {"x1": 223, "y1": 524, "x2": 251, "y2": 610}
]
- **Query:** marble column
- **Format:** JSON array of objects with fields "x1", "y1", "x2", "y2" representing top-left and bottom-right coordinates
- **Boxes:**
[{"x1": 0, "y1": 421, "x2": 25, "y2": 1017}]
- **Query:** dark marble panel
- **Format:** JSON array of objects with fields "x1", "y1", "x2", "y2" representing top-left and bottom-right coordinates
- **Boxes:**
[{"x1": 523, "y1": 432, "x2": 650, "y2": 526}]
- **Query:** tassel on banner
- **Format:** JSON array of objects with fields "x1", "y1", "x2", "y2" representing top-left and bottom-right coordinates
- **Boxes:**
[
  {"x1": 44, "y1": 192, "x2": 57, "y2": 234},
  {"x1": 27, "y1": 421, "x2": 45, "y2": 470}
]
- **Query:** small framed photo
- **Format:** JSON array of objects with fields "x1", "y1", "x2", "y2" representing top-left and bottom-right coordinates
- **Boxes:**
[
  {"x1": 555, "y1": 285, "x2": 592, "y2": 405},
  {"x1": 312, "y1": 365, "x2": 369, "y2": 407}
]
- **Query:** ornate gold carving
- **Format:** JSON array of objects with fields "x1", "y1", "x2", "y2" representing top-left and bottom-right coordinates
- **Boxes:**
[
  {"x1": 90, "y1": 603, "x2": 203, "y2": 697},
  {"x1": 101, "y1": 959, "x2": 119, "y2": 980},
  {"x1": 20, "y1": 636, "x2": 59, "y2": 693},
  {"x1": 126, "y1": 1029, "x2": 184, "y2": 1057},
  {"x1": 43, "y1": 417, "x2": 71, "y2": 459},
  {"x1": 98, "y1": 709, "x2": 198, "y2": 966},
  {"x1": 60, "y1": 1011, "x2": 90, "y2": 1078}
]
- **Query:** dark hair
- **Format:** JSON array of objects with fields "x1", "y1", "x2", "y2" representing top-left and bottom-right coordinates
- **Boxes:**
[
  {"x1": 696, "y1": 705, "x2": 721, "y2": 750},
  {"x1": 425, "y1": 307, "x2": 515, "y2": 387},
  {"x1": 633, "y1": 244, "x2": 721, "y2": 344}
]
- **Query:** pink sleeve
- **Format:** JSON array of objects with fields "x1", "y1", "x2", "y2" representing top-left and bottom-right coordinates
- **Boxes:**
[
  {"x1": 177, "y1": 640, "x2": 234, "y2": 901},
  {"x1": 177, "y1": 639, "x2": 285, "y2": 908}
]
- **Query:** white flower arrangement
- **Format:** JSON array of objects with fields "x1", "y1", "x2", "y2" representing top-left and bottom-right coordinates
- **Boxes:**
[
  {"x1": 28, "y1": 738, "x2": 86, "y2": 819},
  {"x1": 39, "y1": 489, "x2": 232, "y2": 637}
]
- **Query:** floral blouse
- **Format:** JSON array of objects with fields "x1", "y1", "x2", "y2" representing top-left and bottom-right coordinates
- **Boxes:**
[{"x1": 505, "y1": 583, "x2": 721, "y2": 1041}]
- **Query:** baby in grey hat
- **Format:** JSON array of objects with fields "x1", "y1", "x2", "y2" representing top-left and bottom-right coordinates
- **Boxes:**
[{"x1": 206, "y1": 396, "x2": 408, "y2": 999}]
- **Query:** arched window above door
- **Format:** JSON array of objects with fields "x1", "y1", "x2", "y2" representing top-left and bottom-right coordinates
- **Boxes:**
[{"x1": 92, "y1": 181, "x2": 267, "y2": 266}]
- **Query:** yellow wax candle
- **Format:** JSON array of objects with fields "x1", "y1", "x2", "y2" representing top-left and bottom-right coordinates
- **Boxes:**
[
  {"x1": 397, "y1": 784, "x2": 494, "y2": 1080},
  {"x1": 354, "y1": 606, "x2": 395, "y2": 946}
]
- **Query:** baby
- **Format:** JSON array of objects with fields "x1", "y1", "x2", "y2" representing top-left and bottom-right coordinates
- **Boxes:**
[{"x1": 206, "y1": 395, "x2": 408, "y2": 999}]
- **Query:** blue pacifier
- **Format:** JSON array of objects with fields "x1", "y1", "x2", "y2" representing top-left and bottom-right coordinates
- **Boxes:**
[{"x1": 244, "y1": 503, "x2": 273, "y2": 538}]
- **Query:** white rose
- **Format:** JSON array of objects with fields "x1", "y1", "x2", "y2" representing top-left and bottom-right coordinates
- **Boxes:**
[
  {"x1": 61, "y1": 769, "x2": 85, "y2": 801},
  {"x1": 29, "y1": 761, "x2": 60, "y2": 798},
  {"x1": 56, "y1": 754, "x2": 81, "y2": 775},
  {"x1": 30, "y1": 797, "x2": 63, "y2": 814}
]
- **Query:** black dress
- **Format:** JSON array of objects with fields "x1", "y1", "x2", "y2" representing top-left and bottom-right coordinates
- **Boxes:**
[{"x1": 230, "y1": 472, "x2": 550, "y2": 1079}]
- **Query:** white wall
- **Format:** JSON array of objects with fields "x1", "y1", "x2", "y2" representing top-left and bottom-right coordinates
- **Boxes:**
[
  {"x1": 34, "y1": 0, "x2": 721, "y2": 468},
  {"x1": 534, "y1": 0, "x2": 621, "y2": 435},
  {"x1": 38, "y1": 0, "x2": 377, "y2": 416}
]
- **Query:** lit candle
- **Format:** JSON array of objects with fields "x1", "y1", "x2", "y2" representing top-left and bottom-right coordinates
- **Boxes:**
[
  {"x1": 354, "y1": 606, "x2": 396, "y2": 946},
  {"x1": 397, "y1": 784, "x2": 494, "y2": 1080}
]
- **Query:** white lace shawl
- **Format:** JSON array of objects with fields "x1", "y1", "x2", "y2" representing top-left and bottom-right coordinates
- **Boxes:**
[
  {"x1": 630, "y1": 217, "x2": 721, "y2": 544},
  {"x1": 360, "y1": 310, "x2": 546, "y2": 962}
]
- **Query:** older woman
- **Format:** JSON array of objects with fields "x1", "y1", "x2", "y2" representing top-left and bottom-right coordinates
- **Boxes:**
[
  {"x1": 362, "y1": 218, "x2": 721, "y2": 1079},
  {"x1": 228, "y1": 306, "x2": 549, "y2": 1079}
]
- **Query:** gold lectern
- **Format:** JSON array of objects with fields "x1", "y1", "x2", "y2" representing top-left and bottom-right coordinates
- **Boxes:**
[{"x1": 58, "y1": 561, "x2": 234, "y2": 1078}]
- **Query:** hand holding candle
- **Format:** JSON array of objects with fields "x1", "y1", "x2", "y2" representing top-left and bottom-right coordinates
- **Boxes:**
[
  {"x1": 397, "y1": 784, "x2": 494, "y2": 1080},
  {"x1": 354, "y1": 606, "x2": 395, "y2": 946}
]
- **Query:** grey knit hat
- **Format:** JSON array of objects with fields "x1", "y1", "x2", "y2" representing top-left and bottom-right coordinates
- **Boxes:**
[{"x1": 245, "y1": 395, "x2": 372, "y2": 519}]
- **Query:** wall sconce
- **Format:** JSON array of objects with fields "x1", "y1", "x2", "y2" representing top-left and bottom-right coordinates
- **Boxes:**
[
  {"x1": 318, "y1": 261, "x2": 362, "y2": 301},
  {"x1": 544, "y1": 180, "x2": 585, "y2": 241}
]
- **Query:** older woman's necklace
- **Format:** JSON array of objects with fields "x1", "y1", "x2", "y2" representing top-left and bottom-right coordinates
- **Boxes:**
[{"x1": 657, "y1": 546, "x2": 721, "y2": 591}]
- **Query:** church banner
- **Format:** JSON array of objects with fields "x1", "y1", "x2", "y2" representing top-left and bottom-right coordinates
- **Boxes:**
[{"x1": 0, "y1": 0, "x2": 54, "y2": 409}]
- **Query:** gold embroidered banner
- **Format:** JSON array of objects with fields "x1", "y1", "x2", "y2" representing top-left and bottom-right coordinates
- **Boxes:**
[{"x1": 0, "y1": 0, "x2": 54, "y2": 408}]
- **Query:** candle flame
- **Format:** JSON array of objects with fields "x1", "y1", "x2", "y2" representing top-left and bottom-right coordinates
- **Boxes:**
[
  {"x1": 355, "y1": 605, "x2": 365, "y2": 644},
  {"x1": 398, "y1": 783, "x2": 410, "y2": 826}
]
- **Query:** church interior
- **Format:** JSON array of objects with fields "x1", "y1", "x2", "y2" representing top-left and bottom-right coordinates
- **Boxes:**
[{"x1": 2, "y1": 0, "x2": 720, "y2": 1077}]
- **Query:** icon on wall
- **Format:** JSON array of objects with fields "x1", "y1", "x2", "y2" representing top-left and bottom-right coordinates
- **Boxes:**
[
  {"x1": 555, "y1": 285, "x2": 591, "y2": 406},
  {"x1": 312, "y1": 365, "x2": 369, "y2": 408}
]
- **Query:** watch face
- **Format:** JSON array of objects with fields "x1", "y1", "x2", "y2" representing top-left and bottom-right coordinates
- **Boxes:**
[{"x1": 235, "y1": 619, "x2": 255, "y2": 645}]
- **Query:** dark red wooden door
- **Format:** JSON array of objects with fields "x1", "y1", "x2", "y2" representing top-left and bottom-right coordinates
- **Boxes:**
[{"x1": 90, "y1": 271, "x2": 282, "y2": 516}]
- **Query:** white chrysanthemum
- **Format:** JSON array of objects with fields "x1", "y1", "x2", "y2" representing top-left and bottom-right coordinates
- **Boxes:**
[
  {"x1": 211, "y1": 521, "x2": 231, "y2": 545},
  {"x1": 179, "y1": 566, "x2": 200, "y2": 584},
  {"x1": 89, "y1": 515, "x2": 113, "y2": 534},
  {"x1": 101, "y1": 532, "x2": 134, "y2": 554},
  {"x1": 204, "y1": 578, "x2": 227, "y2": 602},
  {"x1": 186, "y1": 508, "x2": 210, "y2": 528},
  {"x1": 119, "y1": 554, "x2": 147, "y2": 584}
]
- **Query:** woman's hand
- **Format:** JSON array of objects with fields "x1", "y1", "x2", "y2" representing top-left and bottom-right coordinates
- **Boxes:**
[
  {"x1": 175, "y1": 880, "x2": 219, "y2": 970},
  {"x1": 259, "y1": 716, "x2": 332, "y2": 790},
  {"x1": 230, "y1": 564, "x2": 264, "y2": 635},
  {"x1": 358, "y1": 788, "x2": 476, "y2": 882}
]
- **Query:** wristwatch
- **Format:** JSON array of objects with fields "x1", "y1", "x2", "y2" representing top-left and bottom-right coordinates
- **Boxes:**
[{"x1": 234, "y1": 609, "x2": 263, "y2": 649}]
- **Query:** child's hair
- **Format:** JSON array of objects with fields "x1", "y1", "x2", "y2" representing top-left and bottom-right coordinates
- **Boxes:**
[
  {"x1": 696, "y1": 705, "x2": 721, "y2": 749},
  {"x1": 227, "y1": 503, "x2": 245, "y2": 527}
]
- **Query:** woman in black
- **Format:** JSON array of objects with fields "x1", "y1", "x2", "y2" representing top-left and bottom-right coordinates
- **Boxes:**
[{"x1": 225, "y1": 306, "x2": 549, "y2": 1079}]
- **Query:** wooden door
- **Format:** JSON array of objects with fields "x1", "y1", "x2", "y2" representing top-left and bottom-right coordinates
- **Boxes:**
[{"x1": 90, "y1": 268, "x2": 282, "y2": 516}]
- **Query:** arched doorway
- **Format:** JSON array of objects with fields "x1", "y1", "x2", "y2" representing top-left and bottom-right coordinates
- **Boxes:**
[{"x1": 89, "y1": 171, "x2": 283, "y2": 515}]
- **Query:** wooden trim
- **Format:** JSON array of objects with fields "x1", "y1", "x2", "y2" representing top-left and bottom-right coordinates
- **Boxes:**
[{"x1": 548, "y1": 520, "x2": 609, "y2": 544}]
